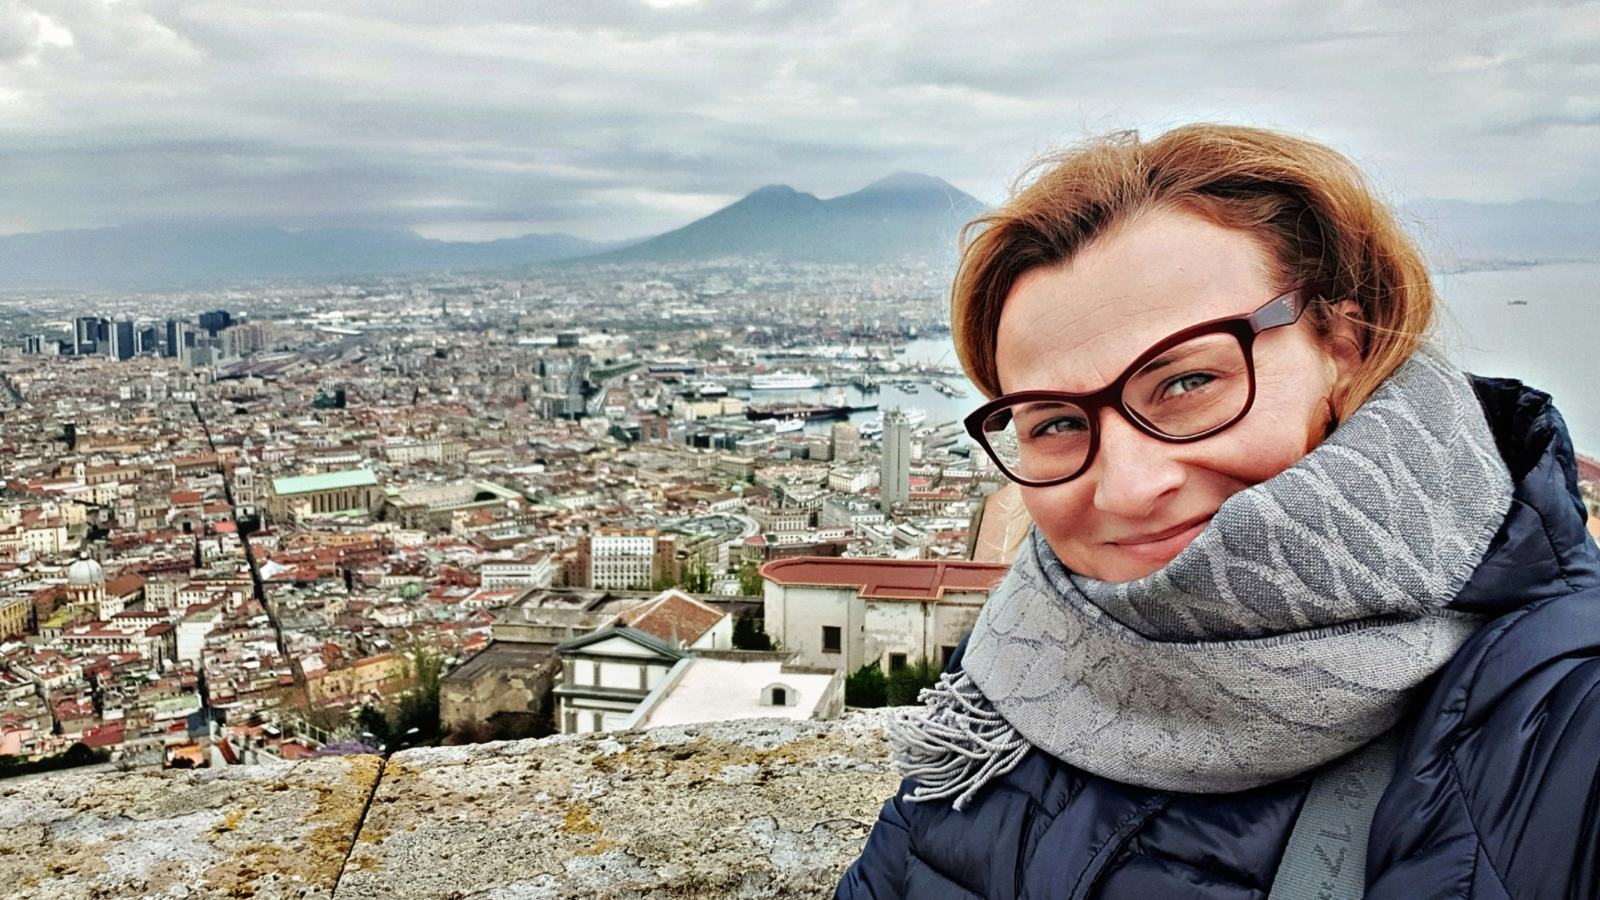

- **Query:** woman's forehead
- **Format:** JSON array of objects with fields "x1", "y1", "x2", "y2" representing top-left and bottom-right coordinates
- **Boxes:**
[{"x1": 993, "y1": 211, "x2": 1275, "y2": 394}]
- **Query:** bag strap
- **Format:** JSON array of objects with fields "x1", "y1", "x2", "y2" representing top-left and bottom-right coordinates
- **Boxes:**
[{"x1": 1267, "y1": 732, "x2": 1399, "y2": 900}]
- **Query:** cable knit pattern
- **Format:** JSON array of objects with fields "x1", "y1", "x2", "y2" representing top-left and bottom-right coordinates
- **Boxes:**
[{"x1": 889, "y1": 351, "x2": 1513, "y2": 805}]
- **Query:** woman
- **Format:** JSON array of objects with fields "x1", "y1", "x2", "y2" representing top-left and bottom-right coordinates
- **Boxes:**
[{"x1": 836, "y1": 125, "x2": 1600, "y2": 899}]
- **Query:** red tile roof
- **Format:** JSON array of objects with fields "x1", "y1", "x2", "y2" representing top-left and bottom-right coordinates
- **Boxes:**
[
  {"x1": 760, "y1": 557, "x2": 1008, "y2": 601},
  {"x1": 105, "y1": 573, "x2": 146, "y2": 597},
  {"x1": 616, "y1": 589, "x2": 726, "y2": 646}
]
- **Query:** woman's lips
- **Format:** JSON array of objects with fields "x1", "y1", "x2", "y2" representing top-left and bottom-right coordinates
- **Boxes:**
[{"x1": 1108, "y1": 516, "x2": 1214, "y2": 564}]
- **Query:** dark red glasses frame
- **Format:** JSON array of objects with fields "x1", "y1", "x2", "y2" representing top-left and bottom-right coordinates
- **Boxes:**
[{"x1": 964, "y1": 288, "x2": 1310, "y2": 487}]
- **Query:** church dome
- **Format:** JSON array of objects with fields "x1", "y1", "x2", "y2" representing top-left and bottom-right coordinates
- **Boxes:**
[{"x1": 67, "y1": 558, "x2": 105, "y2": 587}]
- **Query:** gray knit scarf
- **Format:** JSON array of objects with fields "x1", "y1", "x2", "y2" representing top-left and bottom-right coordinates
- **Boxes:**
[{"x1": 889, "y1": 351, "x2": 1513, "y2": 809}]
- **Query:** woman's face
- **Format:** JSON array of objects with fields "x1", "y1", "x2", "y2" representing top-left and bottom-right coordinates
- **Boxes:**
[{"x1": 994, "y1": 205, "x2": 1359, "y2": 582}]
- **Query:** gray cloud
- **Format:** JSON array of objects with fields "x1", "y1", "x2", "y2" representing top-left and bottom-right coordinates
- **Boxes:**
[{"x1": 0, "y1": 0, "x2": 1595, "y2": 239}]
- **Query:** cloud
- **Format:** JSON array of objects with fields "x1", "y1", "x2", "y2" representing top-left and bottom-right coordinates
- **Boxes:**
[{"x1": 0, "y1": 0, "x2": 1595, "y2": 239}]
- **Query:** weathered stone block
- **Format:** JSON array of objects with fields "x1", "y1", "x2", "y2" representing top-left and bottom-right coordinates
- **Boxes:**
[
  {"x1": 0, "y1": 754, "x2": 382, "y2": 899},
  {"x1": 332, "y1": 709, "x2": 900, "y2": 899}
]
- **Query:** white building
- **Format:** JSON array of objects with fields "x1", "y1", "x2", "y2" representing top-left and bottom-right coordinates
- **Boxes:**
[
  {"x1": 760, "y1": 557, "x2": 1008, "y2": 673},
  {"x1": 827, "y1": 467, "x2": 877, "y2": 495},
  {"x1": 480, "y1": 554, "x2": 555, "y2": 588},
  {"x1": 588, "y1": 529, "x2": 659, "y2": 590},
  {"x1": 820, "y1": 494, "x2": 886, "y2": 533},
  {"x1": 554, "y1": 626, "x2": 686, "y2": 734},
  {"x1": 553, "y1": 588, "x2": 738, "y2": 733}
]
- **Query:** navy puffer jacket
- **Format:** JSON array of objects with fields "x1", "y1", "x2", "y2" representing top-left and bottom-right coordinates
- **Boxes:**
[{"x1": 837, "y1": 377, "x2": 1600, "y2": 899}]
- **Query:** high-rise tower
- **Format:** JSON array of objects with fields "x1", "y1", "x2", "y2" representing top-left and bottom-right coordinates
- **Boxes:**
[{"x1": 879, "y1": 409, "x2": 911, "y2": 511}]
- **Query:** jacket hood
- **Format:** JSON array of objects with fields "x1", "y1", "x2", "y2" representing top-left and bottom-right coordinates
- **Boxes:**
[{"x1": 1450, "y1": 375, "x2": 1600, "y2": 615}]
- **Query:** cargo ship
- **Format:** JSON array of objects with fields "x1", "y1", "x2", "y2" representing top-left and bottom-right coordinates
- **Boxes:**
[{"x1": 746, "y1": 402, "x2": 878, "y2": 422}]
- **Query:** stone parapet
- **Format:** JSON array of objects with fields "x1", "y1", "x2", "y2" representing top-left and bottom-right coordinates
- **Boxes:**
[{"x1": 0, "y1": 709, "x2": 905, "y2": 898}]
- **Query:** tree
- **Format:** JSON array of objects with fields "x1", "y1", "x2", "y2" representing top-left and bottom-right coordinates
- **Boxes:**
[
  {"x1": 732, "y1": 615, "x2": 773, "y2": 651},
  {"x1": 679, "y1": 554, "x2": 715, "y2": 593},
  {"x1": 737, "y1": 557, "x2": 765, "y2": 596},
  {"x1": 886, "y1": 659, "x2": 942, "y2": 707},
  {"x1": 391, "y1": 646, "x2": 447, "y2": 747},
  {"x1": 845, "y1": 662, "x2": 888, "y2": 708},
  {"x1": 354, "y1": 646, "x2": 449, "y2": 753}
]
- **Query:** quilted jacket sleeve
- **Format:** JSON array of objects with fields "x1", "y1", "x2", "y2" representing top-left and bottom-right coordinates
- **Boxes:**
[
  {"x1": 1457, "y1": 591, "x2": 1600, "y2": 899},
  {"x1": 1369, "y1": 587, "x2": 1600, "y2": 899}
]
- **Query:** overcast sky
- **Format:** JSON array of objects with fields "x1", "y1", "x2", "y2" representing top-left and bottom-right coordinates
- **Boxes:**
[{"x1": 1, "y1": 0, "x2": 1596, "y2": 241}]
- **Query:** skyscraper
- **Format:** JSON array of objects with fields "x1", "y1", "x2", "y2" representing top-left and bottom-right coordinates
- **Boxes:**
[
  {"x1": 164, "y1": 320, "x2": 183, "y2": 358},
  {"x1": 109, "y1": 320, "x2": 136, "y2": 361},
  {"x1": 879, "y1": 409, "x2": 911, "y2": 511},
  {"x1": 73, "y1": 316, "x2": 106, "y2": 355},
  {"x1": 198, "y1": 309, "x2": 232, "y2": 336}
]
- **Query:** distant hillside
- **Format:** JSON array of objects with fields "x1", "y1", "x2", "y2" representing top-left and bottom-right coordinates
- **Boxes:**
[
  {"x1": 1400, "y1": 198, "x2": 1600, "y2": 268},
  {"x1": 0, "y1": 224, "x2": 617, "y2": 288},
  {"x1": 585, "y1": 172, "x2": 987, "y2": 265},
  {"x1": 4, "y1": 186, "x2": 1589, "y2": 289}
]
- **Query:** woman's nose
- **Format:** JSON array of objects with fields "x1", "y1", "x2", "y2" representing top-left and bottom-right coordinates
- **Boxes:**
[{"x1": 1090, "y1": 408, "x2": 1186, "y2": 519}]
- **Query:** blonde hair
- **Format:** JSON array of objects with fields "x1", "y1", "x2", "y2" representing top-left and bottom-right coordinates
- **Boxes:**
[{"x1": 952, "y1": 124, "x2": 1434, "y2": 423}]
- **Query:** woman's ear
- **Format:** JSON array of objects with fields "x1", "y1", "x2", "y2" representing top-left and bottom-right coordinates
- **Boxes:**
[{"x1": 1322, "y1": 299, "x2": 1365, "y2": 392}]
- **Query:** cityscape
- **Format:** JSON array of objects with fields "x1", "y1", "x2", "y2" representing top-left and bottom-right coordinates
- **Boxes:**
[
  {"x1": 1, "y1": 1, "x2": 1596, "y2": 894},
  {"x1": 0, "y1": 259, "x2": 1021, "y2": 774}
]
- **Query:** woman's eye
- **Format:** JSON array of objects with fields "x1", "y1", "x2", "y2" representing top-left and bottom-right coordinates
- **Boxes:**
[
  {"x1": 1163, "y1": 373, "x2": 1216, "y2": 398},
  {"x1": 1029, "y1": 416, "x2": 1087, "y2": 439}
]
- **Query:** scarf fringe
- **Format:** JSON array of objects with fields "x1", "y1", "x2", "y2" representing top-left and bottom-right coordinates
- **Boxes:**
[{"x1": 886, "y1": 669, "x2": 1031, "y2": 811}]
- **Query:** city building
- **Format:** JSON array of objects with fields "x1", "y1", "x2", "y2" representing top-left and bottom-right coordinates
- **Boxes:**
[
  {"x1": 480, "y1": 554, "x2": 555, "y2": 588},
  {"x1": 831, "y1": 422, "x2": 862, "y2": 462},
  {"x1": 759, "y1": 556, "x2": 1008, "y2": 672},
  {"x1": 582, "y1": 527, "x2": 673, "y2": 590},
  {"x1": 267, "y1": 469, "x2": 380, "y2": 522},
  {"x1": 553, "y1": 626, "x2": 687, "y2": 734},
  {"x1": 613, "y1": 589, "x2": 732, "y2": 651},
  {"x1": 109, "y1": 320, "x2": 137, "y2": 361},
  {"x1": 879, "y1": 409, "x2": 911, "y2": 511}
]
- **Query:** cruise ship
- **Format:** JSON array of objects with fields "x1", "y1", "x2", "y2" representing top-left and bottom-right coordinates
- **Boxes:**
[
  {"x1": 749, "y1": 372, "x2": 823, "y2": 390},
  {"x1": 861, "y1": 408, "x2": 926, "y2": 436}
]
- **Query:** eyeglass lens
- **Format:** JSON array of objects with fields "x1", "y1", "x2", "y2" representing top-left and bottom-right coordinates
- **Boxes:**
[{"x1": 979, "y1": 332, "x2": 1252, "y2": 483}]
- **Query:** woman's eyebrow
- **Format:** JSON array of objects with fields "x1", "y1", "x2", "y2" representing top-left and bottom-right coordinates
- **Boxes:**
[{"x1": 1134, "y1": 342, "x2": 1208, "y2": 377}]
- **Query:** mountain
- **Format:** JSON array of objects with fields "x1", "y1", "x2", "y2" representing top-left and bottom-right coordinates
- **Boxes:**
[
  {"x1": 585, "y1": 172, "x2": 987, "y2": 265},
  {"x1": 0, "y1": 224, "x2": 618, "y2": 288}
]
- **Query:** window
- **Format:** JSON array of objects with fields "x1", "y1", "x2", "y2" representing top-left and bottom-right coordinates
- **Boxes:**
[
  {"x1": 639, "y1": 665, "x2": 649, "y2": 690},
  {"x1": 822, "y1": 625, "x2": 841, "y2": 653},
  {"x1": 590, "y1": 711, "x2": 603, "y2": 732},
  {"x1": 563, "y1": 709, "x2": 577, "y2": 733},
  {"x1": 940, "y1": 645, "x2": 959, "y2": 668},
  {"x1": 888, "y1": 652, "x2": 907, "y2": 672},
  {"x1": 770, "y1": 687, "x2": 787, "y2": 706}
]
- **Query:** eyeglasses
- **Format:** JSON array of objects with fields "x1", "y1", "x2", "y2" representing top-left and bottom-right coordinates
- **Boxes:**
[{"x1": 965, "y1": 288, "x2": 1310, "y2": 487}]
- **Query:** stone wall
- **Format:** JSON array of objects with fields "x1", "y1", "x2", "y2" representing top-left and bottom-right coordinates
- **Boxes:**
[{"x1": 0, "y1": 709, "x2": 905, "y2": 899}]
